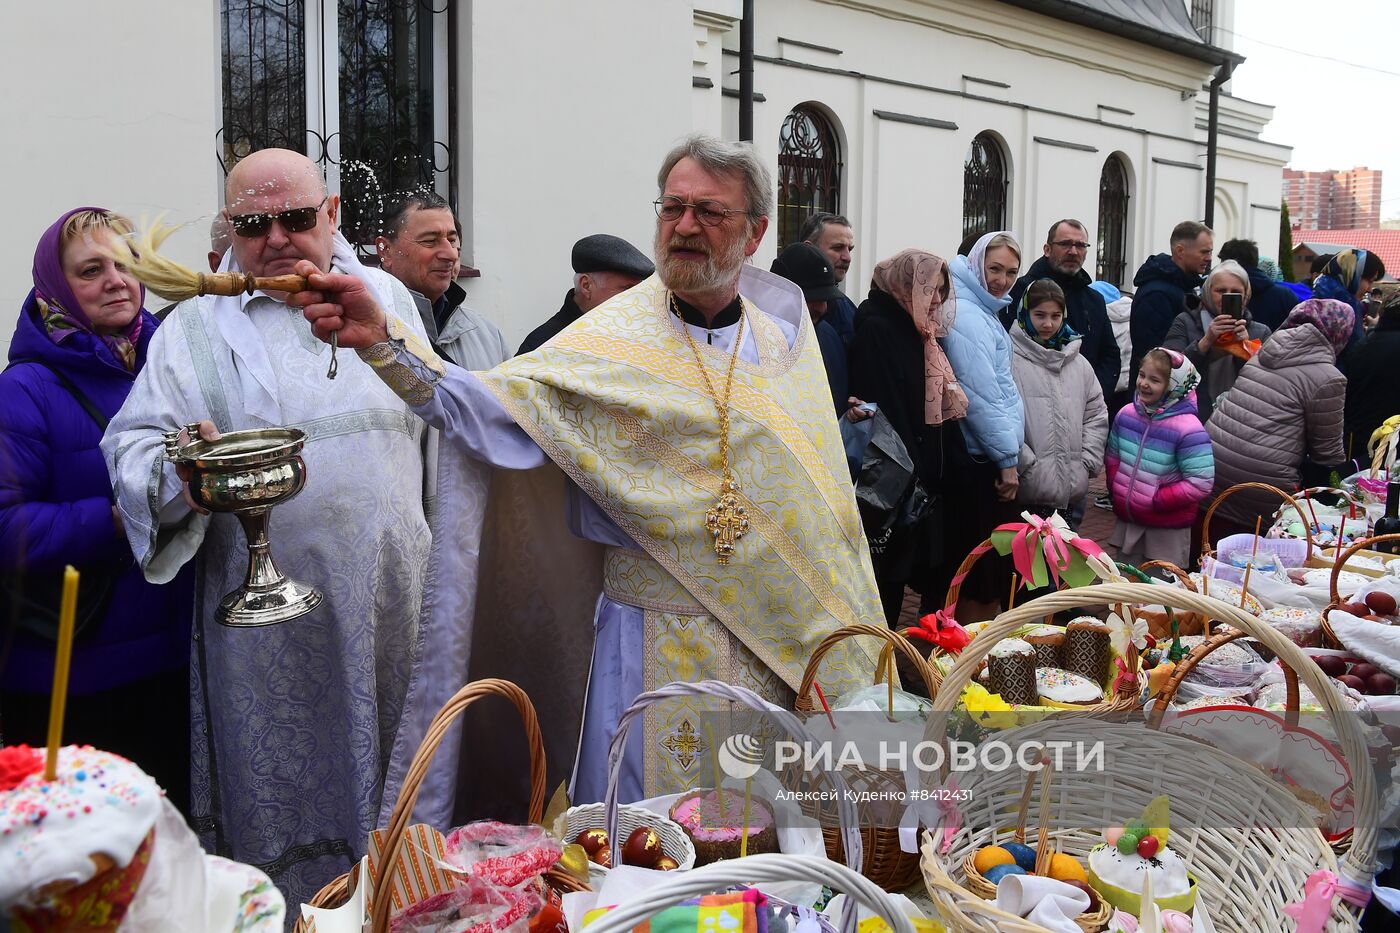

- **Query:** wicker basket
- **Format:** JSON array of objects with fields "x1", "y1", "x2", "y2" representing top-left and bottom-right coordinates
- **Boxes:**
[
  {"x1": 1145, "y1": 627, "x2": 1301, "y2": 727},
  {"x1": 920, "y1": 583, "x2": 1376, "y2": 933},
  {"x1": 1145, "y1": 628, "x2": 1357, "y2": 852},
  {"x1": 1201, "y1": 481, "x2": 1315, "y2": 564},
  {"x1": 554, "y1": 800, "x2": 695, "y2": 882},
  {"x1": 601, "y1": 680, "x2": 869, "y2": 873},
  {"x1": 1122, "y1": 560, "x2": 1202, "y2": 640},
  {"x1": 292, "y1": 678, "x2": 584, "y2": 933},
  {"x1": 940, "y1": 538, "x2": 1142, "y2": 714},
  {"x1": 792, "y1": 623, "x2": 942, "y2": 892},
  {"x1": 580, "y1": 853, "x2": 917, "y2": 933},
  {"x1": 1275, "y1": 486, "x2": 1365, "y2": 545},
  {"x1": 958, "y1": 759, "x2": 1113, "y2": 931},
  {"x1": 1321, "y1": 532, "x2": 1400, "y2": 648}
]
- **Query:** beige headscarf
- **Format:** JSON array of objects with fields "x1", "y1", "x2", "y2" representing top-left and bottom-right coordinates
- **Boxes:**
[{"x1": 871, "y1": 248, "x2": 969, "y2": 425}]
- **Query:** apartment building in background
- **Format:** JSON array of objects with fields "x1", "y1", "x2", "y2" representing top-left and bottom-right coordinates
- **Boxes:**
[{"x1": 1284, "y1": 166, "x2": 1383, "y2": 229}]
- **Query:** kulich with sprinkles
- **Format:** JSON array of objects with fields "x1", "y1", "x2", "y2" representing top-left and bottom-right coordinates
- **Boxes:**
[
  {"x1": 0, "y1": 744, "x2": 161, "y2": 917},
  {"x1": 0, "y1": 743, "x2": 284, "y2": 931}
]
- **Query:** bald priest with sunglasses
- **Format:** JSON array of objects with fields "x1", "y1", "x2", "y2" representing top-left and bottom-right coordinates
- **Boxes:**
[
  {"x1": 290, "y1": 134, "x2": 880, "y2": 823},
  {"x1": 102, "y1": 148, "x2": 486, "y2": 909}
]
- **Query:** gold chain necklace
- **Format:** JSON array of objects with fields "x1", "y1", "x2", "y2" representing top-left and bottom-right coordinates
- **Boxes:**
[{"x1": 670, "y1": 292, "x2": 750, "y2": 564}]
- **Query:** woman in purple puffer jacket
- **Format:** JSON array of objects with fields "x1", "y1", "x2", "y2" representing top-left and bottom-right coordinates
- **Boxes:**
[
  {"x1": 0, "y1": 207, "x2": 192, "y2": 811},
  {"x1": 1104, "y1": 347, "x2": 1215, "y2": 569}
]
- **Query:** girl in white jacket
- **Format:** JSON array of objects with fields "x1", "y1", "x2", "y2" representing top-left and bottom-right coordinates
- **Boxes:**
[{"x1": 1009, "y1": 279, "x2": 1109, "y2": 520}]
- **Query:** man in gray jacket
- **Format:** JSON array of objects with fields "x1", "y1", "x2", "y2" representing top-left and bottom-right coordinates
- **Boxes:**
[{"x1": 375, "y1": 190, "x2": 510, "y2": 370}]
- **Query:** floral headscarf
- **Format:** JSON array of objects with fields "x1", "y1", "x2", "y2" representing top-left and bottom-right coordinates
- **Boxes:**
[
  {"x1": 1280, "y1": 298, "x2": 1356, "y2": 360},
  {"x1": 28, "y1": 207, "x2": 145, "y2": 371},
  {"x1": 1138, "y1": 347, "x2": 1199, "y2": 415},
  {"x1": 1016, "y1": 280, "x2": 1081, "y2": 350},
  {"x1": 871, "y1": 249, "x2": 969, "y2": 425}
]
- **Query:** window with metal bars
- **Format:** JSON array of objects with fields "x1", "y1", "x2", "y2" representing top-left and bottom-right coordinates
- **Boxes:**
[
  {"x1": 218, "y1": 0, "x2": 454, "y2": 256},
  {"x1": 1096, "y1": 155, "x2": 1131, "y2": 286},
  {"x1": 962, "y1": 133, "x2": 1008, "y2": 241},
  {"x1": 1190, "y1": 0, "x2": 1213, "y2": 42},
  {"x1": 776, "y1": 105, "x2": 842, "y2": 250}
]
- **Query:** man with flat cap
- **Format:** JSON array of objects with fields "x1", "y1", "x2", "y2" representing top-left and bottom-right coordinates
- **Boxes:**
[
  {"x1": 771, "y1": 241, "x2": 847, "y2": 414},
  {"x1": 516, "y1": 233, "x2": 654, "y2": 354}
]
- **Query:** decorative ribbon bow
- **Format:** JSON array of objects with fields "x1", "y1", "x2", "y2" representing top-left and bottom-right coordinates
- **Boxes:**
[
  {"x1": 935, "y1": 778, "x2": 963, "y2": 855},
  {"x1": 1282, "y1": 870, "x2": 1371, "y2": 933},
  {"x1": 1111, "y1": 656, "x2": 1138, "y2": 695},
  {"x1": 908, "y1": 610, "x2": 971, "y2": 654},
  {"x1": 991, "y1": 511, "x2": 1106, "y2": 590}
]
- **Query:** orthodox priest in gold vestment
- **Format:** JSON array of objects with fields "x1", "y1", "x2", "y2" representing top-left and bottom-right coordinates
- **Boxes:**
[{"x1": 291, "y1": 134, "x2": 882, "y2": 823}]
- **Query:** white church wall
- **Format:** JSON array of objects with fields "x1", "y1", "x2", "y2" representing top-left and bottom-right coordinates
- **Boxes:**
[{"x1": 0, "y1": 0, "x2": 219, "y2": 355}]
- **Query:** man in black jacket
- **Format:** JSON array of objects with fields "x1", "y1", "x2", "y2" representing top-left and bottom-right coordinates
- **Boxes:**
[
  {"x1": 1128, "y1": 220, "x2": 1213, "y2": 379},
  {"x1": 516, "y1": 234, "x2": 653, "y2": 354},
  {"x1": 1005, "y1": 218, "x2": 1120, "y2": 401},
  {"x1": 1345, "y1": 295, "x2": 1400, "y2": 461},
  {"x1": 1217, "y1": 237, "x2": 1298, "y2": 331}
]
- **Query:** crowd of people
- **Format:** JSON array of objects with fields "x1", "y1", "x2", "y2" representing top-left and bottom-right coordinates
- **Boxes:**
[{"x1": 1, "y1": 136, "x2": 1397, "y2": 911}]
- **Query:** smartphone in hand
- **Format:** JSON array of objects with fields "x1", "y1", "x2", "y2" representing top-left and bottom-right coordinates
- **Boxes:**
[{"x1": 1219, "y1": 292, "x2": 1244, "y2": 320}]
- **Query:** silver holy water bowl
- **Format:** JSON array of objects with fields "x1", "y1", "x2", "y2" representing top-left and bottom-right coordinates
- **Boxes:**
[{"x1": 163, "y1": 423, "x2": 323, "y2": 627}]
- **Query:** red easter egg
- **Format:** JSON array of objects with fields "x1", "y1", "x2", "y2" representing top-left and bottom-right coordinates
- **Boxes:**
[{"x1": 1137, "y1": 835, "x2": 1160, "y2": 858}]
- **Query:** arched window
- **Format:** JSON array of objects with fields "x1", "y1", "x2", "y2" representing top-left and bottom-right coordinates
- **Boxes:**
[
  {"x1": 777, "y1": 105, "x2": 842, "y2": 249},
  {"x1": 1096, "y1": 155, "x2": 1131, "y2": 285},
  {"x1": 963, "y1": 133, "x2": 1008, "y2": 240}
]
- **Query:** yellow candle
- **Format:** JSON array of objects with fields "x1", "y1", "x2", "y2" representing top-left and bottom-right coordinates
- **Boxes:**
[
  {"x1": 739, "y1": 775, "x2": 754, "y2": 858},
  {"x1": 44, "y1": 566, "x2": 79, "y2": 781}
]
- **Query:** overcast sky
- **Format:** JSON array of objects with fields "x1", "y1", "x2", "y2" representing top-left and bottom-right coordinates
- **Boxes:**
[{"x1": 1229, "y1": 0, "x2": 1400, "y2": 219}]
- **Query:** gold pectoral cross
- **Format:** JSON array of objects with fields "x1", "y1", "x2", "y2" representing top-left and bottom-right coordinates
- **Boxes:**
[{"x1": 705, "y1": 478, "x2": 750, "y2": 564}]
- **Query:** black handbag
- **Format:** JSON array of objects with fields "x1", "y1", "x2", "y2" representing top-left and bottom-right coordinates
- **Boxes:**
[
  {"x1": 1, "y1": 361, "x2": 129, "y2": 642},
  {"x1": 854, "y1": 412, "x2": 944, "y2": 579}
]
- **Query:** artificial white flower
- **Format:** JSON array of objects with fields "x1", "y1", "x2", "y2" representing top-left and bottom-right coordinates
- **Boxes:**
[{"x1": 1107, "y1": 610, "x2": 1148, "y2": 655}]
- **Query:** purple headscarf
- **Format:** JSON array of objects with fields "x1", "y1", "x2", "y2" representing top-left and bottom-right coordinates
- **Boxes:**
[
  {"x1": 1280, "y1": 298, "x2": 1355, "y2": 361},
  {"x1": 28, "y1": 206, "x2": 145, "y2": 370}
]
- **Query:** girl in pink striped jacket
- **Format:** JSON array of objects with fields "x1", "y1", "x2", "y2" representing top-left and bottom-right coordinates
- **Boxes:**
[{"x1": 1105, "y1": 348, "x2": 1215, "y2": 569}]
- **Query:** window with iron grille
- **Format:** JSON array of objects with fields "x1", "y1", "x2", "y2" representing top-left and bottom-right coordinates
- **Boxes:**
[
  {"x1": 777, "y1": 105, "x2": 842, "y2": 250},
  {"x1": 1190, "y1": 0, "x2": 1213, "y2": 42},
  {"x1": 1096, "y1": 155, "x2": 1131, "y2": 286},
  {"x1": 963, "y1": 133, "x2": 1008, "y2": 241},
  {"x1": 219, "y1": 0, "x2": 454, "y2": 256}
]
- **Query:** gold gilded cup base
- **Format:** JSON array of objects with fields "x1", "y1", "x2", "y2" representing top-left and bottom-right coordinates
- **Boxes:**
[{"x1": 217, "y1": 578, "x2": 323, "y2": 627}]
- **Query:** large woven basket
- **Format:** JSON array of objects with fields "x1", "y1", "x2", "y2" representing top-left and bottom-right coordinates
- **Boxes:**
[
  {"x1": 1145, "y1": 627, "x2": 1358, "y2": 853},
  {"x1": 601, "y1": 680, "x2": 868, "y2": 875},
  {"x1": 793, "y1": 623, "x2": 942, "y2": 892},
  {"x1": 957, "y1": 759, "x2": 1113, "y2": 931},
  {"x1": 941, "y1": 537, "x2": 1142, "y2": 714},
  {"x1": 580, "y1": 853, "x2": 917, "y2": 933},
  {"x1": 1273, "y1": 485, "x2": 1365, "y2": 544},
  {"x1": 1321, "y1": 532, "x2": 1400, "y2": 648},
  {"x1": 292, "y1": 678, "x2": 584, "y2": 933},
  {"x1": 920, "y1": 583, "x2": 1376, "y2": 933},
  {"x1": 1201, "y1": 481, "x2": 1316, "y2": 564}
]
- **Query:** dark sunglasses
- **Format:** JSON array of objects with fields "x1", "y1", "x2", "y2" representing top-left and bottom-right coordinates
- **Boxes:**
[{"x1": 228, "y1": 197, "x2": 328, "y2": 238}]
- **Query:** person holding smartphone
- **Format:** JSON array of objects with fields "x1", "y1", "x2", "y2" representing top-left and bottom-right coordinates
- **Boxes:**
[{"x1": 1163, "y1": 259, "x2": 1272, "y2": 422}]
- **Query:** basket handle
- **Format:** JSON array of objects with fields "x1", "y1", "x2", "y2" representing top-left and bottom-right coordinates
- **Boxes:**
[
  {"x1": 1321, "y1": 533, "x2": 1400, "y2": 647},
  {"x1": 1200, "y1": 482, "x2": 1314, "y2": 562},
  {"x1": 1146, "y1": 628, "x2": 1301, "y2": 728},
  {"x1": 1008, "y1": 754, "x2": 1056, "y2": 876},
  {"x1": 926, "y1": 582, "x2": 1377, "y2": 891},
  {"x1": 368, "y1": 678, "x2": 546, "y2": 933},
  {"x1": 578, "y1": 853, "x2": 915, "y2": 933},
  {"x1": 797, "y1": 623, "x2": 941, "y2": 712},
  {"x1": 602, "y1": 680, "x2": 865, "y2": 874}
]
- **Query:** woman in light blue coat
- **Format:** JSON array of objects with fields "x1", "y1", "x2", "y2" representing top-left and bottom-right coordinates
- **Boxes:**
[{"x1": 927, "y1": 230, "x2": 1026, "y2": 620}]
